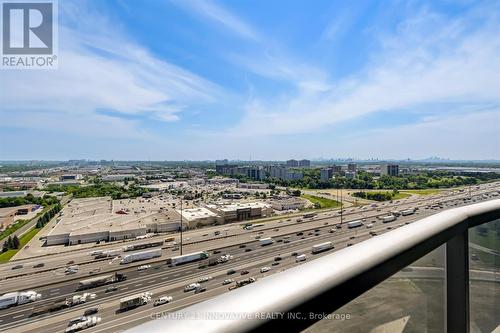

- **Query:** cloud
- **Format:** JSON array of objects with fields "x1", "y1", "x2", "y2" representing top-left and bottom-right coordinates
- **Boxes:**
[
  {"x1": 173, "y1": 0, "x2": 260, "y2": 41},
  {"x1": 224, "y1": 5, "x2": 500, "y2": 138},
  {"x1": 0, "y1": 0, "x2": 222, "y2": 139}
]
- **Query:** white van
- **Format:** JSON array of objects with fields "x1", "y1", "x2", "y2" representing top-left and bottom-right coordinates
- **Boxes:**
[{"x1": 296, "y1": 254, "x2": 307, "y2": 262}]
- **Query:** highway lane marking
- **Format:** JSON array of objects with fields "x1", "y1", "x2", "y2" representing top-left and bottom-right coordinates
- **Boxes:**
[
  {"x1": 135, "y1": 284, "x2": 143, "y2": 287},
  {"x1": 121, "y1": 287, "x2": 129, "y2": 290},
  {"x1": 12, "y1": 314, "x2": 24, "y2": 319}
]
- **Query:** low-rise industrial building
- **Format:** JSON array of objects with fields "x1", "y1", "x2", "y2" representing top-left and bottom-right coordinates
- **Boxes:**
[
  {"x1": 177, "y1": 207, "x2": 223, "y2": 228},
  {"x1": 268, "y1": 197, "x2": 306, "y2": 211},
  {"x1": 206, "y1": 202, "x2": 273, "y2": 222},
  {"x1": 45, "y1": 197, "x2": 183, "y2": 246}
]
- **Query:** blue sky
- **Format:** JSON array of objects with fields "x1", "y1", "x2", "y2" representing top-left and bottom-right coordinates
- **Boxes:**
[{"x1": 0, "y1": 0, "x2": 499, "y2": 160}]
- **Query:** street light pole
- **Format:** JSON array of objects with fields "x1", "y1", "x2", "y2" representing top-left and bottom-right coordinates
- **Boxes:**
[{"x1": 180, "y1": 199, "x2": 183, "y2": 256}]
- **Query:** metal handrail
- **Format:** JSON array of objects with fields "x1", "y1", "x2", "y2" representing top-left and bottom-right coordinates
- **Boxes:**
[{"x1": 126, "y1": 199, "x2": 500, "y2": 333}]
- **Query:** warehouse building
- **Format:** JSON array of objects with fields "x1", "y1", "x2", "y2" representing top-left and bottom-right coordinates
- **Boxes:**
[
  {"x1": 177, "y1": 207, "x2": 223, "y2": 228},
  {"x1": 45, "y1": 197, "x2": 183, "y2": 246},
  {"x1": 206, "y1": 202, "x2": 273, "y2": 222}
]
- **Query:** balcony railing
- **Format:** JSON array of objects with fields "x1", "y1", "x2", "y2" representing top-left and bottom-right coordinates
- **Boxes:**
[{"x1": 126, "y1": 199, "x2": 500, "y2": 333}]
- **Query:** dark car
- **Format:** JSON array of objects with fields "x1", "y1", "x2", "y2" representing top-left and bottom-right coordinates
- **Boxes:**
[
  {"x1": 213, "y1": 250, "x2": 221, "y2": 254},
  {"x1": 291, "y1": 252, "x2": 298, "y2": 257},
  {"x1": 83, "y1": 308, "x2": 98, "y2": 316},
  {"x1": 314, "y1": 229, "x2": 320, "y2": 232},
  {"x1": 33, "y1": 263, "x2": 45, "y2": 268},
  {"x1": 245, "y1": 248, "x2": 252, "y2": 252},
  {"x1": 271, "y1": 262, "x2": 280, "y2": 266},
  {"x1": 274, "y1": 256, "x2": 282, "y2": 261},
  {"x1": 336, "y1": 225, "x2": 342, "y2": 229},
  {"x1": 240, "y1": 270, "x2": 249, "y2": 275},
  {"x1": 67, "y1": 260, "x2": 75, "y2": 265},
  {"x1": 349, "y1": 236, "x2": 356, "y2": 240},
  {"x1": 195, "y1": 286, "x2": 207, "y2": 294},
  {"x1": 296, "y1": 232, "x2": 303, "y2": 236},
  {"x1": 239, "y1": 244, "x2": 246, "y2": 248},
  {"x1": 12, "y1": 264, "x2": 23, "y2": 270},
  {"x1": 227, "y1": 269, "x2": 236, "y2": 275}
]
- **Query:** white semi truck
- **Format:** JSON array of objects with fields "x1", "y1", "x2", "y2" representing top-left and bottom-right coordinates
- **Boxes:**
[
  {"x1": 347, "y1": 220, "x2": 363, "y2": 228},
  {"x1": 119, "y1": 292, "x2": 152, "y2": 312},
  {"x1": 0, "y1": 291, "x2": 41, "y2": 309},
  {"x1": 120, "y1": 249, "x2": 161, "y2": 264},
  {"x1": 401, "y1": 209, "x2": 415, "y2": 216},
  {"x1": 311, "y1": 242, "x2": 334, "y2": 254},
  {"x1": 168, "y1": 251, "x2": 209, "y2": 266},
  {"x1": 381, "y1": 215, "x2": 396, "y2": 223},
  {"x1": 259, "y1": 238, "x2": 274, "y2": 246}
]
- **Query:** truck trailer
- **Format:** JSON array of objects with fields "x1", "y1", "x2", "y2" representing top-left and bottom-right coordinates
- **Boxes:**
[
  {"x1": 0, "y1": 291, "x2": 41, "y2": 309},
  {"x1": 381, "y1": 215, "x2": 396, "y2": 223},
  {"x1": 120, "y1": 249, "x2": 162, "y2": 264},
  {"x1": 119, "y1": 292, "x2": 152, "y2": 312},
  {"x1": 259, "y1": 238, "x2": 274, "y2": 246},
  {"x1": 401, "y1": 209, "x2": 415, "y2": 216},
  {"x1": 311, "y1": 242, "x2": 334, "y2": 254},
  {"x1": 77, "y1": 272, "x2": 127, "y2": 290},
  {"x1": 347, "y1": 220, "x2": 363, "y2": 228},
  {"x1": 122, "y1": 241, "x2": 164, "y2": 252},
  {"x1": 168, "y1": 251, "x2": 209, "y2": 266}
]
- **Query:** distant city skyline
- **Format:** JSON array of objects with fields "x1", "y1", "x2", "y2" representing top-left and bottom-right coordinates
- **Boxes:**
[{"x1": 1, "y1": 0, "x2": 499, "y2": 160}]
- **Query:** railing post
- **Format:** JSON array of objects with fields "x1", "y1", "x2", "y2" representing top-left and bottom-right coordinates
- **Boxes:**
[{"x1": 446, "y1": 228, "x2": 469, "y2": 333}]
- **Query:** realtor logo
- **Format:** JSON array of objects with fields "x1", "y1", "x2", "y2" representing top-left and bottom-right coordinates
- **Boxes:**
[{"x1": 1, "y1": 0, "x2": 58, "y2": 69}]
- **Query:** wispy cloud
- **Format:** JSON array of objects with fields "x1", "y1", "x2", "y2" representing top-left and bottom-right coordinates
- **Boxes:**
[
  {"x1": 173, "y1": 0, "x2": 260, "y2": 41},
  {"x1": 0, "y1": 1, "x2": 222, "y2": 139},
  {"x1": 224, "y1": 4, "x2": 500, "y2": 138}
]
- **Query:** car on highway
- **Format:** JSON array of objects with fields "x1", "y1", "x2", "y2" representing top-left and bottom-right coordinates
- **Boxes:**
[
  {"x1": 33, "y1": 263, "x2": 44, "y2": 268},
  {"x1": 184, "y1": 283, "x2": 201, "y2": 292},
  {"x1": 239, "y1": 244, "x2": 246, "y2": 248},
  {"x1": 198, "y1": 276, "x2": 212, "y2": 283},
  {"x1": 68, "y1": 316, "x2": 87, "y2": 327},
  {"x1": 283, "y1": 239, "x2": 290, "y2": 243},
  {"x1": 336, "y1": 225, "x2": 342, "y2": 229},
  {"x1": 349, "y1": 236, "x2": 356, "y2": 240},
  {"x1": 137, "y1": 265, "x2": 151, "y2": 271},
  {"x1": 195, "y1": 286, "x2": 207, "y2": 294},
  {"x1": 296, "y1": 232, "x2": 303, "y2": 236},
  {"x1": 222, "y1": 279, "x2": 234, "y2": 285},
  {"x1": 227, "y1": 269, "x2": 236, "y2": 275},
  {"x1": 83, "y1": 308, "x2": 99, "y2": 316},
  {"x1": 329, "y1": 229, "x2": 335, "y2": 233},
  {"x1": 274, "y1": 228, "x2": 279, "y2": 231},
  {"x1": 213, "y1": 250, "x2": 221, "y2": 254},
  {"x1": 240, "y1": 270, "x2": 249, "y2": 275},
  {"x1": 291, "y1": 252, "x2": 298, "y2": 257},
  {"x1": 260, "y1": 266, "x2": 270, "y2": 273},
  {"x1": 105, "y1": 286, "x2": 118, "y2": 293},
  {"x1": 154, "y1": 296, "x2": 173, "y2": 306},
  {"x1": 12, "y1": 264, "x2": 23, "y2": 270},
  {"x1": 67, "y1": 260, "x2": 75, "y2": 265},
  {"x1": 347, "y1": 243, "x2": 353, "y2": 247},
  {"x1": 274, "y1": 256, "x2": 282, "y2": 261},
  {"x1": 245, "y1": 248, "x2": 252, "y2": 252},
  {"x1": 272, "y1": 262, "x2": 280, "y2": 266}
]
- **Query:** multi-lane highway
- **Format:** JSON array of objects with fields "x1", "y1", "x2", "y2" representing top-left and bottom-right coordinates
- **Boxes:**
[{"x1": 0, "y1": 182, "x2": 499, "y2": 333}]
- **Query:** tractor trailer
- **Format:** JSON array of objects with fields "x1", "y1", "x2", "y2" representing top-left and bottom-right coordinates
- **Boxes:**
[
  {"x1": 382, "y1": 215, "x2": 396, "y2": 223},
  {"x1": 119, "y1": 292, "x2": 152, "y2": 311},
  {"x1": 259, "y1": 238, "x2": 274, "y2": 246},
  {"x1": 77, "y1": 272, "x2": 127, "y2": 290},
  {"x1": 168, "y1": 251, "x2": 209, "y2": 266},
  {"x1": 312, "y1": 242, "x2": 334, "y2": 254},
  {"x1": 120, "y1": 249, "x2": 161, "y2": 264},
  {"x1": 347, "y1": 220, "x2": 363, "y2": 228},
  {"x1": 0, "y1": 291, "x2": 41, "y2": 309}
]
